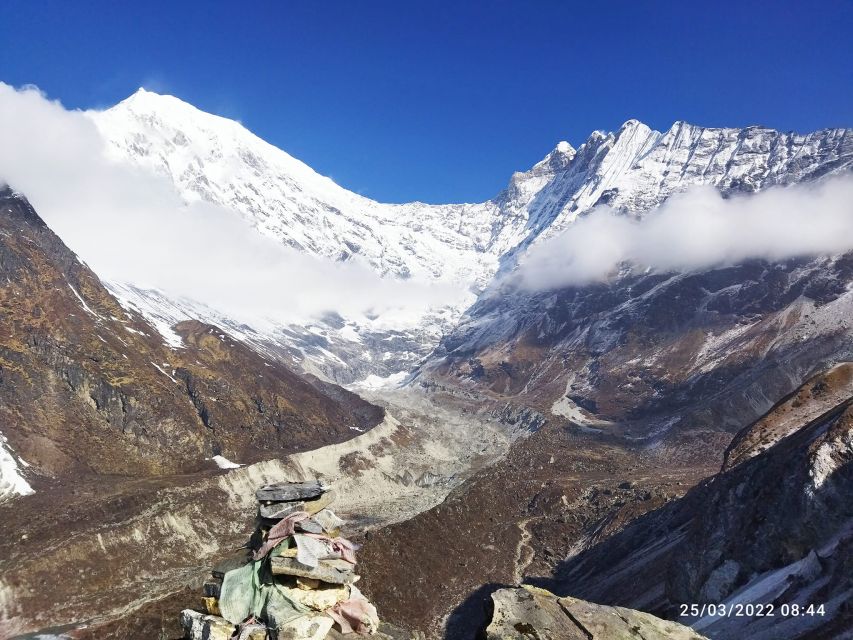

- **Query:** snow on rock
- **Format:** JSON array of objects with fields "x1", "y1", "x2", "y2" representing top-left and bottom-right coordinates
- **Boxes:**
[
  {"x1": 107, "y1": 283, "x2": 187, "y2": 349},
  {"x1": 86, "y1": 90, "x2": 853, "y2": 381},
  {"x1": 353, "y1": 371, "x2": 409, "y2": 390},
  {"x1": 0, "y1": 431, "x2": 34, "y2": 502},
  {"x1": 210, "y1": 455, "x2": 243, "y2": 470}
]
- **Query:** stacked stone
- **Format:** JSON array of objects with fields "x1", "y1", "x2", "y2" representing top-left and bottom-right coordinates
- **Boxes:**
[{"x1": 181, "y1": 480, "x2": 381, "y2": 640}]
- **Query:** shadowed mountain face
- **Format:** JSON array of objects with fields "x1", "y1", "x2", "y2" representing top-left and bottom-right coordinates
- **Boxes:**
[
  {"x1": 549, "y1": 364, "x2": 853, "y2": 640},
  {"x1": 90, "y1": 92, "x2": 853, "y2": 383},
  {"x1": 416, "y1": 253, "x2": 853, "y2": 445},
  {"x1": 0, "y1": 186, "x2": 382, "y2": 490}
]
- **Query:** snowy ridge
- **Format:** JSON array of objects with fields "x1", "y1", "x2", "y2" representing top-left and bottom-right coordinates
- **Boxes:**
[{"x1": 89, "y1": 90, "x2": 853, "y2": 381}]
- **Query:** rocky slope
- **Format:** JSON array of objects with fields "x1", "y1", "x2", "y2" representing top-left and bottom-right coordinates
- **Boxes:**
[
  {"x1": 0, "y1": 188, "x2": 431, "y2": 637},
  {"x1": 87, "y1": 91, "x2": 853, "y2": 383},
  {"x1": 485, "y1": 585, "x2": 708, "y2": 640},
  {"x1": 0, "y1": 187, "x2": 382, "y2": 498},
  {"x1": 350, "y1": 363, "x2": 853, "y2": 640},
  {"x1": 417, "y1": 253, "x2": 853, "y2": 445},
  {"x1": 355, "y1": 415, "x2": 716, "y2": 638},
  {"x1": 549, "y1": 364, "x2": 853, "y2": 640}
]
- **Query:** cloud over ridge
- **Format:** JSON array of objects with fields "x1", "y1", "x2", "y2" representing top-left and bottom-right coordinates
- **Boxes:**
[
  {"x1": 0, "y1": 83, "x2": 464, "y2": 324},
  {"x1": 515, "y1": 175, "x2": 853, "y2": 292}
]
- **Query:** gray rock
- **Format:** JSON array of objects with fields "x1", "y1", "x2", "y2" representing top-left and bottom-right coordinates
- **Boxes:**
[
  {"x1": 486, "y1": 586, "x2": 709, "y2": 640},
  {"x1": 256, "y1": 481, "x2": 327, "y2": 502},
  {"x1": 180, "y1": 609, "x2": 235, "y2": 640},
  {"x1": 212, "y1": 552, "x2": 250, "y2": 579},
  {"x1": 270, "y1": 557, "x2": 357, "y2": 584},
  {"x1": 203, "y1": 578, "x2": 222, "y2": 598},
  {"x1": 266, "y1": 612, "x2": 333, "y2": 640},
  {"x1": 699, "y1": 559, "x2": 741, "y2": 602}
]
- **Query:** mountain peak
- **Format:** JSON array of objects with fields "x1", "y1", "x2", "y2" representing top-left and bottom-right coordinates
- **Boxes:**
[
  {"x1": 116, "y1": 87, "x2": 197, "y2": 114},
  {"x1": 554, "y1": 140, "x2": 574, "y2": 154},
  {"x1": 617, "y1": 118, "x2": 655, "y2": 137}
]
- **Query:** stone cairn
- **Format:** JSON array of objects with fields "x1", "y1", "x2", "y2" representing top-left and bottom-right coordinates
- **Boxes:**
[{"x1": 181, "y1": 480, "x2": 381, "y2": 640}]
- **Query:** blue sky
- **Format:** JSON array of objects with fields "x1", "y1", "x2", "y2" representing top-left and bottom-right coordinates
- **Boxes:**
[{"x1": 2, "y1": 1, "x2": 851, "y2": 203}]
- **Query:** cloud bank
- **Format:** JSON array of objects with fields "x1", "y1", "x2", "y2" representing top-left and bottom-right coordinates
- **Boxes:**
[
  {"x1": 0, "y1": 83, "x2": 463, "y2": 324},
  {"x1": 515, "y1": 176, "x2": 853, "y2": 292}
]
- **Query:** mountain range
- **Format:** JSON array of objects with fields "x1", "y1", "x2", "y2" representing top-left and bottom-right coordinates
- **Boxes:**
[
  {"x1": 1, "y1": 87, "x2": 852, "y2": 639},
  {"x1": 88, "y1": 89, "x2": 853, "y2": 384}
]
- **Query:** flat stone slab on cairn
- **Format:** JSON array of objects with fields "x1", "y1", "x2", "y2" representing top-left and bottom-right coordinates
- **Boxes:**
[
  {"x1": 255, "y1": 480, "x2": 327, "y2": 502},
  {"x1": 258, "y1": 490, "x2": 336, "y2": 519},
  {"x1": 259, "y1": 500, "x2": 306, "y2": 519},
  {"x1": 270, "y1": 557, "x2": 357, "y2": 584}
]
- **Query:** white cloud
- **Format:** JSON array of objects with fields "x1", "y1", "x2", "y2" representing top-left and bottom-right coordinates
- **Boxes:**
[
  {"x1": 0, "y1": 83, "x2": 464, "y2": 323},
  {"x1": 514, "y1": 176, "x2": 853, "y2": 291}
]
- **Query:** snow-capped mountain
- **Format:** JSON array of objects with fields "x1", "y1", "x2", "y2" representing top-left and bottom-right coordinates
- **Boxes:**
[
  {"x1": 88, "y1": 90, "x2": 853, "y2": 383},
  {"x1": 93, "y1": 89, "x2": 504, "y2": 287}
]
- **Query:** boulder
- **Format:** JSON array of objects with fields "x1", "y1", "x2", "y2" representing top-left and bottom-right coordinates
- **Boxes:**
[
  {"x1": 485, "y1": 586, "x2": 709, "y2": 640},
  {"x1": 179, "y1": 609, "x2": 235, "y2": 640}
]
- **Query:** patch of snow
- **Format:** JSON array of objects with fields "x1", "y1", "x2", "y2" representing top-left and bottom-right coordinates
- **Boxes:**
[
  {"x1": 0, "y1": 431, "x2": 34, "y2": 502},
  {"x1": 809, "y1": 427, "x2": 853, "y2": 494},
  {"x1": 210, "y1": 455, "x2": 243, "y2": 469},
  {"x1": 337, "y1": 324, "x2": 363, "y2": 343},
  {"x1": 67, "y1": 284, "x2": 102, "y2": 320},
  {"x1": 352, "y1": 371, "x2": 408, "y2": 390},
  {"x1": 151, "y1": 362, "x2": 178, "y2": 383}
]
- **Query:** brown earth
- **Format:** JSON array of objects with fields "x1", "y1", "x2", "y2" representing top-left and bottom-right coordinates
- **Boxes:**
[
  {"x1": 356, "y1": 420, "x2": 717, "y2": 639},
  {"x1": 418, "y1": 255, "x2": 853, "y2": 443},
  {"x1": 0, "y1": 188, "x2": 383, "y2": 484}
]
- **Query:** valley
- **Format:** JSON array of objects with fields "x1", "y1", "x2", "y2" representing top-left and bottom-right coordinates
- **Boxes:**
[{"x1": 0, "y1": 87, "x2": 851, "y2": 640}]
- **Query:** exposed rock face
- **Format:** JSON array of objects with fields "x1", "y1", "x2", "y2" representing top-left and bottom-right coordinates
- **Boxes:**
[
  {"x1": 89, "y1": 91, "x2": 853, "y2": 382},
  {"x1": 0, "y1": 187, "x2": 382, "y2": 494},
  {"x1": 485, "y1": 586, "x2": 708, "y2": 640},
  {"x1": 724, "y1": 361, "x2": 853, "y2": 469},
  {"x1": 418, "y1": 252, "x2": 853, "y2": 446},
  {"x1": 552, "y1": 364, "x2": 853, "y2": 640}
]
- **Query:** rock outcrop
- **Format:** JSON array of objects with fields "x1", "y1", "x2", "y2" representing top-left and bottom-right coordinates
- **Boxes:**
[
  {"x1": 485, "y1": 586, "x2": 707, "y2": 640},
  {"x1": 0, "y1": 187, "x2": 382, "y2": 491},
  {"x1": 552, "y1": 363, "x2": 853, "y2": 639}
]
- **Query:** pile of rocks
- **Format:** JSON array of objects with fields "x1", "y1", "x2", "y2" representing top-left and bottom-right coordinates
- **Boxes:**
[{"x1": 181, "y1": 480, "x2": 382, "y2": 640}]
